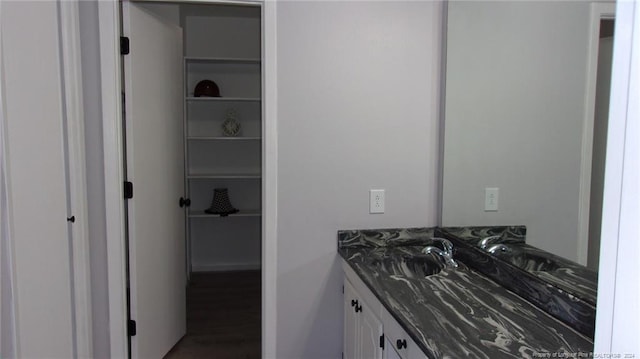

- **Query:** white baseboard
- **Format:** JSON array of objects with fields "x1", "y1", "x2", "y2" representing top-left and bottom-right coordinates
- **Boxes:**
[{"x1": 192, "y1": 263, "x2": 261, "y2": 272}]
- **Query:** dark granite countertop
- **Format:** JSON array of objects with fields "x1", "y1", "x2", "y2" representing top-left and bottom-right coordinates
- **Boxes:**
[
  {"x1": 438, "y1": 227, "x2": 597, "y2": 337},
  {"x1": 492, "y1": 243, "x2": 597, "y2": 303},
  {"x1": 440, "y1": 226, "x2": 598, "y2": 306},
  {"x1": 338, "y1": 229, "x2": 593, "y2": 359}
]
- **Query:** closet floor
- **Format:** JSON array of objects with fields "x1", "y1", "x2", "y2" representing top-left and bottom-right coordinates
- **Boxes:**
[{"x1": 164, "y1": 270, "x2": 261, "y2": 359}]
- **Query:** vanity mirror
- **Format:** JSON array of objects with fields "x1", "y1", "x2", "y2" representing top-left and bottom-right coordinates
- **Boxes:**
[{"x1": 441, "y1": 1, "x2": 615, "y2": 273}]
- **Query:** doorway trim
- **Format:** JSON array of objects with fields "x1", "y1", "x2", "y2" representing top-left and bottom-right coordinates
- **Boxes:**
[
  {"x1": 97, "y1": 1, "x2": 128, "y2": 357},
  {"x1": 58, "y1": 1, "x2": 94, "y2": 357},
  {"x1": 262, "y1": 1, "x2": 278, "y2": 357},
  {"x1": 577, "y1": 2, "x2": 616, "y2": 265},
  {"x1": 98, "y1": 0, "x2": 277, "y2": 357},
  {"x1": 594, "y1": 0, "x2": 640, "y2": 351}
]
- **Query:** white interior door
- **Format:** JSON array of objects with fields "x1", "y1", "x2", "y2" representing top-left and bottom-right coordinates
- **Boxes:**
[
  {"x1": 122, "y1": 2, "x2": 185, "y2": 358},
  {"x1": 1, "y1": 2, "x2": 74, "y2": 357}
]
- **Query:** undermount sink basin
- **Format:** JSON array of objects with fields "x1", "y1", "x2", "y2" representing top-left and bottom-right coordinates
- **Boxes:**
[
  {"x1": 493, "y1": 250, "x2": 561, "y2": 272},
  {"x1": 370, "y1": 255, "x2": 445, "y2": 278}
]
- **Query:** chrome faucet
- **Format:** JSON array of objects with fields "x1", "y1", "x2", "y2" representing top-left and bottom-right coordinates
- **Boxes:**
[
  {"x1": 487, "y1": 243, "x2": 510, "y2": 254},
  {"x1": 479, "y1": 235, "x2": 502, "y2": 250},
  {"x1": 422, "y1": 238, "x2": 458, "y2": 268}
]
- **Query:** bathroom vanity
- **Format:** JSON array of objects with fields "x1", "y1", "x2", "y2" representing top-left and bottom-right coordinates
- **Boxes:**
[{"x1": 338, "y1": 227, "x2": 596, "y2": 359}]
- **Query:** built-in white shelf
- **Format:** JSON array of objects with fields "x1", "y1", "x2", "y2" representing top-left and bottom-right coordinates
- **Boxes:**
[
  {"x1": 187, "y1": 136, "x2": 261, "y2": 141},
  {"x1": 182, "y1": 7, "x2": 262, "y2": 274},
  {"x1": 185, "y1": 57, "x2": 261, "y2": 64},
  {"x1": 186, "y1": 97, "x2": 261, "y2": 102},
  {"x1": 188, "y1": 209, "x2": 261, "y2": 218},
  {"x1": 187, "y1": 174, "x2": 261, "y2": 180}
]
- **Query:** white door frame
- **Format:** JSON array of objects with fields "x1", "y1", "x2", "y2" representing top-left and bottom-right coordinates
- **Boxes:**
[
  {"x1": 594, "y1": 0, "x2": 640, "y2": 354},
  {"x1": 97, "y1": 1, "x2": 277, "y2": 357},
  {"x1": 58, "y1": 1, "x2": 94, "y2": 357},
  {"x1": 97, "y1": 2, "x2": 128, "y2": 357},
  {"x1": 261, "y1": 1, "x2": 278, "y2": 357},
  {"x1": 577, "y1": 2, "x2": 616, "y2": 265}
]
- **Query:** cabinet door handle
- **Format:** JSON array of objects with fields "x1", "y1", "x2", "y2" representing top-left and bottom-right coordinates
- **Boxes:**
[
  {"x1": 355, "y1": 304, "x2": 362, "y2": 313},
  {"x1": 351, "y1": 299, "x2": 358, "y2": 307},
  {"x1": 396, "y1": 339, "x2": 407, "y2": 350}
]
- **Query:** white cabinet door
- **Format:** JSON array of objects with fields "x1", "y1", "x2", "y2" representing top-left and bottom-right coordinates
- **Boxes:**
[
  {"x1": 384, "y1": 338, "x2": 403, "y2": 359},
  {"x1": 345, "y1": 278, "x2": 384, "y2": 359},
  {"x1": 344, "y1": 268, "x2": 429, "y2": 359},
  {"x1": 381, "y1": 307, "x2": 428, "y2": 359},
  {"x1": 344, "y1": 280, "x2": 359, "y2": 359},
  {"x1": 122, "y1": 3, "x2": 186, "y2": 358},
  {"x1": 358, "y1": 299, "x2": 383, "y2": 359}
]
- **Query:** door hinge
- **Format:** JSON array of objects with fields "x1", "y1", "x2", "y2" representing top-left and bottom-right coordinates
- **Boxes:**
[
  {"x1": 120, "y1": 36, "x2": 130, "y2": 55},
  {"x1": 380, "y1": 334, "x2": 385, "y2": 349},
  {"x1": 124, "y1": 181, "x2": 133, "y2": 199},
  {"x1": 128, "y1": 319, "x2": 137, "y2": 337}
]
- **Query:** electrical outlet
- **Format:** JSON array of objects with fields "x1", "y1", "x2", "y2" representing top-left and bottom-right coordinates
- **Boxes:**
[
  {"x1": 485, "y1": 187, "x2": 499, "y2": 211},
  {"x1": 370, "y1": 189, "x2": 385, "y2": 214}
]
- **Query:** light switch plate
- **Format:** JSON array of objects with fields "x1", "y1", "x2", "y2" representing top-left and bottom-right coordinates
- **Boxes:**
[
  {"x1": 370, "y1": 189, "x2": 385, "y2": 214},
  {"x1": 485, "y1": 187, "x2": 499, "y2": 211}
]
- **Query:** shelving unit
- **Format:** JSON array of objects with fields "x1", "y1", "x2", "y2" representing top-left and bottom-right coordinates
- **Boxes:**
[
  {"x1": 188, "y1": 209, "x2": 262, "y2": 218},
  {"x1": 186, "y1": 97, "x2": 261, "y2": 102},
  {"x1": 187, "y1": 174, "x2": 261, "y2": 179},
  {"x1": 182, "y1": 5, "x2": 262, "y2": 272},
  {"x1": 185, "y1": 56, "x2": 260, "y2": 64},
  {"x1": 187, "y1": 136, "x2": 261, "y2": 141}
]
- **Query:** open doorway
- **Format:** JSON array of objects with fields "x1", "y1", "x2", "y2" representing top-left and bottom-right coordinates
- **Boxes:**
[
  {"x1": 121, "y1": 2, "x2": 263, "y2": 358},
  {"x1": 165, "y1": 271, "x2": 260, "y2": 358}
]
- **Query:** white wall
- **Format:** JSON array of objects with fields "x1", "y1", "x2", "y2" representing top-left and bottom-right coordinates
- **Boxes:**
[
  {"x1": 182, "y1": 5, "x2": 260, "y2": 59},
  {"x1": 276, "y1": 1, "x2": 442, "y2": 357},
  {"x1": 442, "y1": 1, "x2": 592, "y2": 262}
]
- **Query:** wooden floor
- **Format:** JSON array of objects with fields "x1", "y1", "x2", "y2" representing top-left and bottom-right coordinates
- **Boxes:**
[{"x1": 164, "y1": 271, "x2": 261, "y2": 359}]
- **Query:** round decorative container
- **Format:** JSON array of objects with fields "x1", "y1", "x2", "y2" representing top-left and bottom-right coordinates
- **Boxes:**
[{"x1": 222, "y1": 109, "x2": 241, "y2": 137}]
